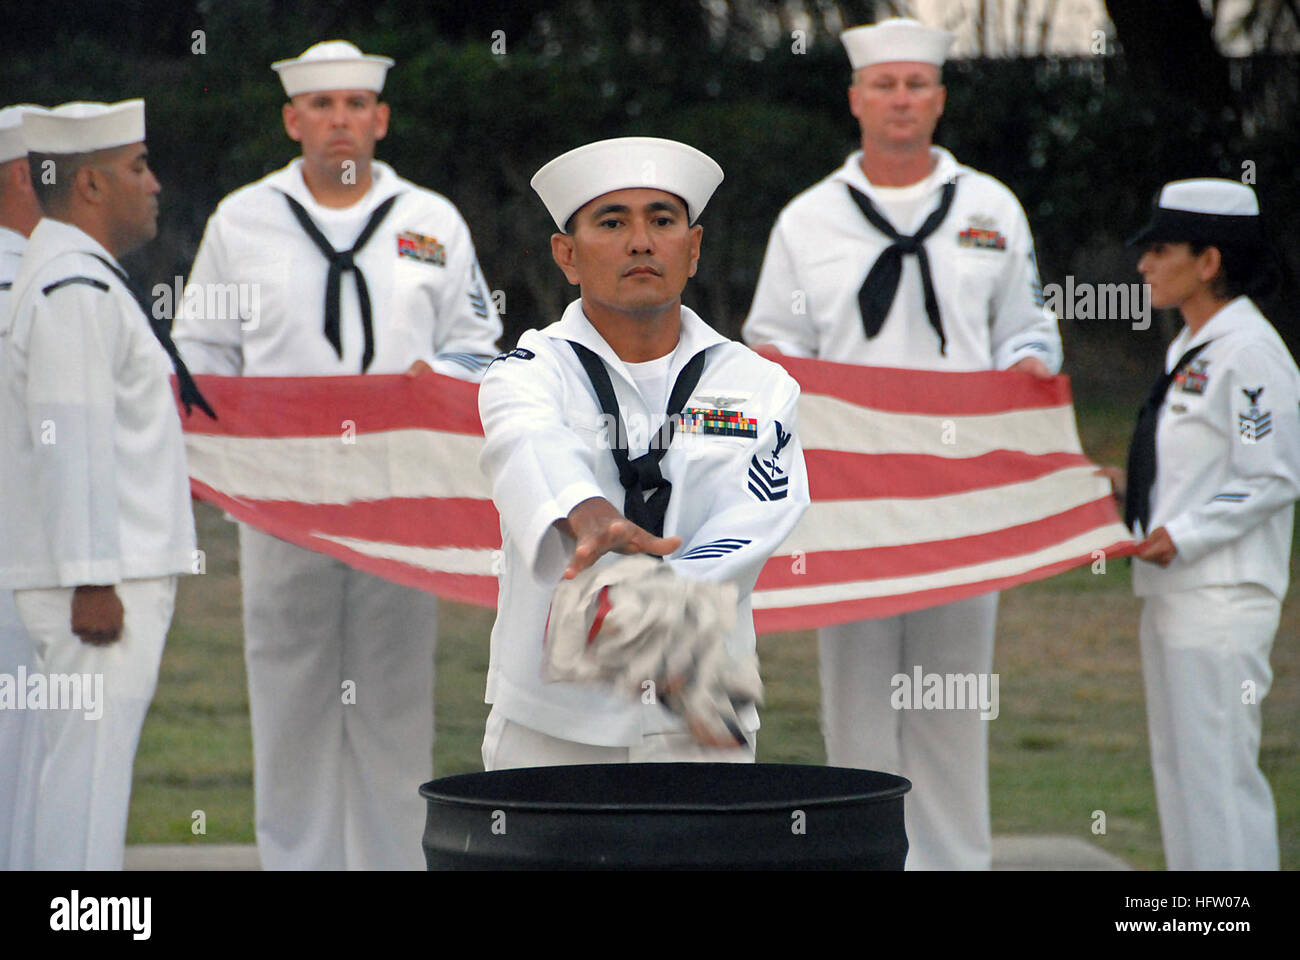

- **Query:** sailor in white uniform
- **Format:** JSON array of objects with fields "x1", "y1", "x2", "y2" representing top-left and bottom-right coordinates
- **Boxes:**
[
  {"x1": 479, "y1": 138, "x2": 810, "y2": 768},
  {"x1": 741, "y1": 18, "x2": 1061, "y2": 870},
  {"x1": 1117, "y1": 179, "x2": 1299, "y2": 870},
  {"x1": 0, "y1": 100, "x2": 204, "y2": 870},
  {"x1": 0, "y1": 103, "x2": 46, "y2": 871},
  {"x1": 173, "y1": 41, "x2": 502, "y2": 870}
]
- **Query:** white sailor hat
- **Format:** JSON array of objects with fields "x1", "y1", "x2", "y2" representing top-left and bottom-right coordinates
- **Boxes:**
[
  {"x1": 22, "y1": 100, "x2": 145, "y2": 154},
  {"x1": 0, "y1": 105, "x2": 38, "y2": 163},
  {"x1": 840, "y1": 17, "x2": 954, "y2": 70},
  {"x1": 272, "y1": 40, "x2": 394, "y2": 98},
  {"x1": 1128, "y1": 178, "x2": 1264, "y2": 248},
  {"x1": 531, "y1": 136, "x2": 724, "y2": 231}
]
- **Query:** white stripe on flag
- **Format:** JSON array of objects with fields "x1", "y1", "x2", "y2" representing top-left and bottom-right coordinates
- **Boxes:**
[
  {"x1": 186, "y1": 430, "x2": 489, "y2": 502},
  {"x1": 313, "y1": 534, "x2": 496, "y2": 575},
  {"x1": 798, "y1": 394, "x2": 1080, "y2": 457},
  {"x1": 778, "y1": 465, "x2": 1114, "y2": 553},
  {"x1": 754, "y1": 524, "x2": 1130, "y2": 608}
]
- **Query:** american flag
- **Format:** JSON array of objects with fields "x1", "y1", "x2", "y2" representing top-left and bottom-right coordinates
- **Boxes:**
[
  {"x1": 180, "y1": 358, "x2": 1135, "y2": 633},
  {"x1": 182, "y1": 373, "x2": 499, "y2": 607},
  {"x1": 749, "y1": 353, "x2": 1135, "y2": 632}
]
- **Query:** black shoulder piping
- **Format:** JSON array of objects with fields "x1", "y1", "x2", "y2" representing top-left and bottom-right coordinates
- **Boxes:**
[{"x1": 42, "y1": 276, "x2": 110, "y2": 296}]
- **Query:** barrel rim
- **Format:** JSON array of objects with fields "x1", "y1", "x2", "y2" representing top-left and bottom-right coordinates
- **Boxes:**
[{"x1": 418, "y1": 764, "x2": 912, "y2": 814}]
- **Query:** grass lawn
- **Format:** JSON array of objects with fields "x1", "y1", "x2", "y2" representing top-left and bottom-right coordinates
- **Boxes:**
[{"x1": 127, "y1": 401, "x2": 1299, "y2": 870}]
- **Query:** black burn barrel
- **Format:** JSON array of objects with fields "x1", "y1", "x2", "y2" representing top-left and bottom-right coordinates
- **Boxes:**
[{"x1": 420, "y1": 763, "x2": 910, "y2": 870}]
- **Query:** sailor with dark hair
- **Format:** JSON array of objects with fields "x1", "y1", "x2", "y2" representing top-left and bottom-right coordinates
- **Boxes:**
[
  {"x1": 478, "y1": 137, "x2": 810, "y2": 769},
  {"x1": 1108, "y1": 177, "x2": 1299, "y2": 870},
  {"x1": 0, "y1": 99, "x2": 202, "y2": 870}
]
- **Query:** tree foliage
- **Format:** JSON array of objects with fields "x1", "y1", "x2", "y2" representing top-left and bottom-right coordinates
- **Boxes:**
[{"x1": 1, "y1": 1, "x2": 1295, "y2": 386}]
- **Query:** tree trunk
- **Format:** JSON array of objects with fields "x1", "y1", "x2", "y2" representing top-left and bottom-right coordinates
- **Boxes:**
[{"x1": 1105, "y1": 0, "x2": 1239, "y2": 127}]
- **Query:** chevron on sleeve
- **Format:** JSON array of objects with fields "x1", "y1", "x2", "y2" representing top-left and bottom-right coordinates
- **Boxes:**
[{"x1": 679, "y1": 538, "x2": 753, "y2": 560}]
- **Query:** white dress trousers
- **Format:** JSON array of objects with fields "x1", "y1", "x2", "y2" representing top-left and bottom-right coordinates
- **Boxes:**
[
  {"x1": 238, "y1": 524, "x2": 436, "y2": 870},
  {"x1": 1139, "y1": 584, "x2": 1280, "y2": 870},
  {"x1": 13, "y1": 576, "x2": 174, "y2": 871},
  {"x1": 0, "y1": 590, "x2": 42, "y2": 870},
  {"x1": 818, "y1": 592, "x2": 998, "y2": 871}
]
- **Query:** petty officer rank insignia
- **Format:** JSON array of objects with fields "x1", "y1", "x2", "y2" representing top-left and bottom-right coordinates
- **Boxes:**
[
  {"x1": 679, "y1": 407, "x2": 758, "y2": 438},
  {"x1": 1175, "y1": 357, "x2": 1210, "y2": 394},
  {"x1": 397, "y1": 230, "x2": 446, "y2": 266},
  {"x1": 1238, "y1": 386, "x2": 1272, "y2": 442},
  {"x1": 749, "y1": 421, "x2": 792, "y2": 502}
]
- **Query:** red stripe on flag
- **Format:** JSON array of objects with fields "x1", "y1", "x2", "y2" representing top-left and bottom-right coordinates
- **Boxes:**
[
  {"x1": 754, "y1": 539, "x2": 1139, "y2": 633},
  {"x1": 212, "y1": 497, "x2": 501, "y2": 549},
  {"x1": 332, "y1": 552, "x2": 497, "y2": 607},
  {"x1": 180, "y1": 373, "x2": 484, "y2": 437},
  {"x1": 191, "y1": 480, "x2": 498, "y2": 607},
  {"x1": 805, "y1": 450, "x2": 1093, "y2": 500},
  {"x1": 756, "y1": 498, "x2": 1129, "y2": 589},
  {"x1": 761, "y1": 349, "x2": 1073, "y2": 414}
]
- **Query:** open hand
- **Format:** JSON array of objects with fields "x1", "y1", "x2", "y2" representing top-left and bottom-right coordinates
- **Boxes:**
[{"x1": 558, "y1": 497, "x2": 682, "y2": 580}]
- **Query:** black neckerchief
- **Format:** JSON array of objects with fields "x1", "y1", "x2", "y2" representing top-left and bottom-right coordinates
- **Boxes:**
[
  {"x1": 1124, "y1": 340, "x2": 1213, "y2": 533},
  {"x1": 567, "y1": 341, "x2": 707, "y2": 538},
  {"x1": 283, "y1": 193, "x2": 397, "y2": 373},
  {"x1": 846, "y1": 179, "x2": 957, "y2": 354}
]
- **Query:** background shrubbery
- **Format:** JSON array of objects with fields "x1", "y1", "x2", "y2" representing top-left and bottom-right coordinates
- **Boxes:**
[{"x1": 3, "y1": 1, "x2": 1296, "y2": 411}]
